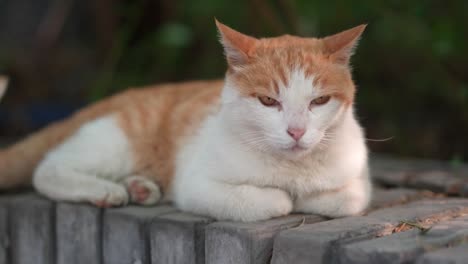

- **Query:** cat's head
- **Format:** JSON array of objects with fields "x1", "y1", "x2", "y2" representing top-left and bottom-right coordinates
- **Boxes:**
[{"x1": 216, "y1": 20, "x2": 365, "y2": 159}]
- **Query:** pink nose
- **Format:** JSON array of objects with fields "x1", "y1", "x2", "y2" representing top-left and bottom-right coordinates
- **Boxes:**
[{"x1": 287, "y1": 127, "x2": 306, "y2": 141}]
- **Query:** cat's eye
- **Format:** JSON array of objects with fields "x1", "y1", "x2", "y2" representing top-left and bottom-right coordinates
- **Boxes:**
[
  {"x1": 258, "y1": 96, "x2": 279, "y2": 107},
  {"x1": 310, "y1": 95, "x2": 331, "y2": 106}
]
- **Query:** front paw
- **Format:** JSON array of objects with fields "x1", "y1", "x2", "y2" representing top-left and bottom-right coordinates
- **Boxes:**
[
  {"x1": 240, "y1": 187, "x2": 293, "y2": 222},
  {"x1": 294, "y1": 185, "x2": 370, "y2": 218},
  {"x1": 92, "y1": 184, "x2": 129, "y2": 208}
]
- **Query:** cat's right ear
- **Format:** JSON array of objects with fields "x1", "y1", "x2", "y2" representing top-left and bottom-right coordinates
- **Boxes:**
[
  {"x1": 215, "y1": 19, "x2": 258, "y2": 68},
  {"x1": 322, "y1": 24, "x2": 367, "y2": 65}
]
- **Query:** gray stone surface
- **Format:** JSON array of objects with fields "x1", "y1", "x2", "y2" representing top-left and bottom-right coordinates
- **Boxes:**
[
  {"x1": 370, "y1": 156, "x2": 468, "y2": 197},
  {"x1": 207, "y1": 214, "x2": 325, "y2": 264},
  {"x1": 415, "y1": 244, "x2": 468, "y2": 264},
  {"x1": 406, "y1": 171, "x2": 464, "y2": 195},
  {"x1": 0, "y1": 200, "x2": 8, "y2": 264},
  {"x1": 370, "y1": 156, "x2": 455, "y2": 172},
  {"x1": 460, "y1": 184, "x2": 468, "y2": 197},
  {"x1": 56, "y1": 203, "x2": 101, "y2": 264},
  {"x1": 369, "y1": 187, "x2": 421, "y2": 209},
  {"x1": 271, "y1": 217, "x2": 393, "y2": 264},
  {"x1": 8, "y1": 193, "x2": 54, "y2": 264},
  {"x1": 339, "y1": 215, "x2": 468, "y2": 264},
  {"x1": 102, "y1": 205, "x2": 176, "y2": 264},
  {"x1": 151, "y1": 212, "x2": 213, "y2": 264},
  {"x1": 367, "y1": 199, "x2": 468, "y2": 224},
  {"x1": 372, "y1": 170, "x2": 409, "y2": 187},
  {"x1": 271, "y1": 199, "x2": 468, "y2": 264}
]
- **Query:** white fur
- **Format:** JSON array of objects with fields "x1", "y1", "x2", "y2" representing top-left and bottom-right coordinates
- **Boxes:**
[
  {"x1": 33, "y1": 115, "x2": 136, "y2": 205},
  {"x1": 33, "y1": 69, "x2": 370, "y2": 221},
  {"x1": 173, "y1": 69, "x2": 370, "y2": 221}
]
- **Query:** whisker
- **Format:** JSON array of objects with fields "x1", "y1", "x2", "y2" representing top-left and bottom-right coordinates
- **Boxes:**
[{"x1": 365, "y1": 136, "x2": 394, "y2": 142}]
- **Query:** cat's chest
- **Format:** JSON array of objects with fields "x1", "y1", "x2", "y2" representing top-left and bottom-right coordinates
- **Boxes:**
[{"x1": 231, "y1": 153, "x2": 324, "y2": 193}]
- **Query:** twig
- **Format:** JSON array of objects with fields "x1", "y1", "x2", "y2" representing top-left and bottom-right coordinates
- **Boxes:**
[{"x1": 399, "y1": 220, "x2": 432, "y2": 234}]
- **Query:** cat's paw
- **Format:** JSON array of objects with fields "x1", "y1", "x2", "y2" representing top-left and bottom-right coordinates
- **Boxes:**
[
  {"x1": 92, "y1": 184, "x2": 129, "y2": 208},
  {"x1": 294, "y1": 179, "x2": 371, "y2": 218},
  {"x1": 124, "y1": 176, "x2": 161, "y2": 205},
  {"x1": 240, "y1": 187, "x2": 293, "y2": 222}
]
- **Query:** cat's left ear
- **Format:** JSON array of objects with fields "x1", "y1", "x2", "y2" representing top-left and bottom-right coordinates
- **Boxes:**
[
  {"x1": 322, "y1": 24, "x2": 367, "y2": 65},
  {"x1": 215, "y1": 19, "x2": 258, "y2": 68}
]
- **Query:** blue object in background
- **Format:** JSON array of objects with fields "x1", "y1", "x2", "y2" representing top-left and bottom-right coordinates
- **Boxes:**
[{"x1": 0, "y1": 102, "x2": 84, "y2": 133}]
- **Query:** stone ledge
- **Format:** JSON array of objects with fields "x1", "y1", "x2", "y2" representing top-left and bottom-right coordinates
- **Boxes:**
[
  {"x1": 339, "y1": 215, "x2": 468, "y2": 263},
  {"x1": 1, "y1": 157, "x2": 468, "y2": 264},
  {"x1": 271, "y1": 199, "x2": 468, "y2": 264},
  {"x1": 415, "y1": 243, "x2": 468, "y2": 264},
  {"x1": 2, "y1": 191, "x2": 467, "y2": 264},
  {"x1": 371, "y1": 156, "x2": 468, "y2": 196}
]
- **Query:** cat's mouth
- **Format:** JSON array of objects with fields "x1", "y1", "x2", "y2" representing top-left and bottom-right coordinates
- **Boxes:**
[{"x1": 287, "y1": 143, "x2": 308, "y2": 152}]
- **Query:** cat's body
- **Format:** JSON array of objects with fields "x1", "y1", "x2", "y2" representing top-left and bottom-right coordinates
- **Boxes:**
[{"x1": 0, "y1": 21, "x2": 371, "y2": 221}]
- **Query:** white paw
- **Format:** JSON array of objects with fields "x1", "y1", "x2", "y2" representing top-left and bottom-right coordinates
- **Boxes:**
[
  {"x1": 92, "y1": 184, "x2": 129, "y2": 208},
  {"x1": 239, "y1": 187, "x2": 293, "y2": 222},
  {"x1": 333, "y1": 192, "x2": 370, "y2": 217},
  {"x1": 123, "y1": 176, "x2": 161, "y2": 205},
  {"x1": 294, "y1": 187, "x2": 370, "y2": 218}
]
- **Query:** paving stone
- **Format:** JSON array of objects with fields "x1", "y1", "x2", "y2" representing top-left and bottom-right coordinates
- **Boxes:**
[
  {"x1": 371, "y1": 156, "x2": 450, "y2": 171},
  {"x1": 367, "y1": 199, "x2": 468, "y2": 224},
  {"x1": 56, "y1": 203, "x2": 101, "y2": 264},
  {"x1": 369, "y1": 187, "x2": 421, "y2": 209},
  {"x1": 338, "y1": 215, "x2": 468, "y2": 264},
  {"x1": 271, "y1": 199, "x2": 468, "y2": 264},
  {"x1": 415, "y1": 243, "x2": 468, "y2": 264},
  {"x1": 371, "y1": 156, "x2": 468, "y2": 196},
  {"x1": 371, "y1": 171, "x2": 409, "y2": 187},
  {"x1": 460, "y1": 184, "x2": 468, "y2": 197},
  {"x1": 370, "y1": 156, "x2": 411, "y2": 171},
  {"x1": 0, "y1": 200, "x2": 8, "y2": 264},
  {"x1": 271, "y1": 217, "x2": 394, "y2": 264},
  {"x1": 151, "y1": 212, "x2": 213, "y2": 264},
  {"x1": 102, "y1": 205, "x2": 177, "y2": 264},
  {"x1": 406, "y1": 171, "x2": 465, "y2": 195},
  {"x1": 8, "y1": 193, "x2": 54, "y2": 264},
  {"x1": 207, "y1": 214, "x2": 326, "y2": 264}
]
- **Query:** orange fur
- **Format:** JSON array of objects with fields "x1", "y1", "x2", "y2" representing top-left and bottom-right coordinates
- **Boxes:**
[
  {"x1": 0, "y1": 21, "x2": 364, "y2": 191},
  {"x1": 219, "y1": 23, "x2": 365, "y2": 104},
  {"x1": 0, "y1": 80, "x2": 222, "y2": 189},
  {"x1": 116, "y1": 80, "x2": 222, "y2": 192}
]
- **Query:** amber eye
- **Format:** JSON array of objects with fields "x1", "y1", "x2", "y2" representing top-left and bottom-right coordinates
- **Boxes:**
[
  {"x1": 258, "y1": 96, "x2": 279, "y2": 107},
  {"x1": 310, "y1": 95, "x2": 331, "y2": 106}
]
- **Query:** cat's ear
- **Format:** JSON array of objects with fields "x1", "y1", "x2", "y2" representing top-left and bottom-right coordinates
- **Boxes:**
[
  {"x1": 322, "y1": 24, "x2": 366, "y2": 65},
  {"x1": 215, "y1": 19, "x2": 258, "y2": 68}
]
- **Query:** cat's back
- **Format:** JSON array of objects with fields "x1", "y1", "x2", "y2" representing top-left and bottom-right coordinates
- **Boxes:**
[
  {"x1": 115, "y1": 79, "x2": 223, "y2": 136},
  {"x1": 114, "y1": 79, "x2": 224, "y2": 190}
]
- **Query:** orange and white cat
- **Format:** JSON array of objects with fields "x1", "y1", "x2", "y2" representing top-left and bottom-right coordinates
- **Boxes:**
[{"x1": 0, "y1": 21, "x2": 371, "y2": 221}]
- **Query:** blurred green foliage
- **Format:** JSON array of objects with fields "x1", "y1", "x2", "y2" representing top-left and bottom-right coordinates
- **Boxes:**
[
  {"x1": 93, "y1": 0, "x2": 467, "y2": 161},
  {"x1": 1, "y1": 0, "x2": 467, "y2": 161}
]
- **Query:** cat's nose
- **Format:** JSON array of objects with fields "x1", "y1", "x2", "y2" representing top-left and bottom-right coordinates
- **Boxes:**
[{"x1": 287, "y1": 127, "x2": 306, "y2": 141}]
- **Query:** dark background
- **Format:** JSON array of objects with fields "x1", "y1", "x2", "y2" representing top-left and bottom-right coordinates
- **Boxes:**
[{"x1": 0, "y1": 0, "x2": 466, "y2": 162}]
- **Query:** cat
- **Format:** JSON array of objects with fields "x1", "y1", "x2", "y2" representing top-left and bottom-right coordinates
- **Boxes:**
[{"x1": 0, "y1": 20, "x2": 371, "y2": 221}]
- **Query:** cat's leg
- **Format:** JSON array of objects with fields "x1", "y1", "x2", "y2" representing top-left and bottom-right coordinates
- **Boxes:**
[
  {"x1": 174, "y1": 179, "x2": 293, "y2": 222},
  {"x1": 294, "y1": 176, "x2": 371, "y2": 218},
  {"x1": 33, "y1": 115, "x2": 134, "y2": 207},
  {"x1": 34, "y1": 167, "x2": 129, "y2": 206},
  {"x1": 122, "y1": 176, "x2": 161, "y2": 205}
]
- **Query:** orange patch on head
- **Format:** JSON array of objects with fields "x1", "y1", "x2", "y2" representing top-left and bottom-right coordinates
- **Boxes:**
[{"x1": 216, "y1": 21, "x2": 365, "y2": 104}]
